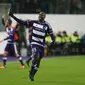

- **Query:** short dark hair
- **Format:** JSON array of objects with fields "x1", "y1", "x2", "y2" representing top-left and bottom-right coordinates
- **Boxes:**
[
  {"x1": 39, "y1": 11, "x2": 46, "y2": 15},
  {"x1": 7, "y1": 19, "x2": 12, "y2": 25}
]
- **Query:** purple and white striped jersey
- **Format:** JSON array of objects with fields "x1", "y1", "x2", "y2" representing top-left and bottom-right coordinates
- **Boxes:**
[
  {"x1": 6, "y1": 27, "x2": 15, "y2": 43},
  {"x1": 26, "y1": 20, "x2": 54, "y2": 47},
  {"x1": 2, "y1": 18, "x2": 15, "y2": 43}
]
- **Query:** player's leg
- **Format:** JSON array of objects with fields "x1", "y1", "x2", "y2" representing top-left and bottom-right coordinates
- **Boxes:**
[
  {"x1": 26, "y1": 45, "x2": 32, "y2": 67},
  {"x1": 22, "y1": 35, "x2": 27, "y2": 48},
  {"x1": 29, "y1": 46, "x2": 42, "y2": 81},
  {"x1": 30, "y1": 47, "x2": 44, "y2": 81},
  {"x1": 26, "y1": 55, "x2": 32, "y2": 67},
  {"x1": 0, "y1": 51, "x2": 8, "y2": 68},
  {"x1": 15, "y1": 53, "x2": 25, "y2": 68},
  {"x1": 0, "y1": 43, "x2": 10, "y2": 68},
  {"x1": 18, "y1": 38, "x2": 22, "y2": 55},
  {"x1": 31, "y1": 48, "x2": 44, "y2": 78},
  {"x1": 3, "y1": 51, "x2": 8, "y2": 67},
  {"x1": 29, "y1": 47, "x2": 38, "y2": 81},
  {"x1": 14, "y1": 43, "x2": 25, "y2": 68},
  {"x1": 32, "y1": 57, "x2": 42, "y2": 77}
]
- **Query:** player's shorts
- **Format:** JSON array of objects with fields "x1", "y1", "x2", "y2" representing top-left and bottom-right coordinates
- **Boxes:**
[
  {"x1": 5, "y1": 43, "x2": 18, "y2": 56},
  {"x1": 31, "y1": 44, "x2": 44, "y2": 58}
]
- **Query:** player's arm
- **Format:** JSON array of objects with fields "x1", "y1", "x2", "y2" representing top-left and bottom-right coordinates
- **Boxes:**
[
  {"x1": 0, "y1": 35, "x2": 14, "y2": 42},
  {"x1": 2, "y1": 14, "x2": 5, "y2": 26},
  {"x1": 47, "y1": 24, "x2": 55, "y2": 43},
  {"x1": 8, "y1": 9, "x2": 27, "y2": 26},
  {"x1": 0, "y1": 36, "x2": 13, "y2": 43},
  {"x1": 0, "y1": 37, "x2": 9, "y2": 43},
  {"x1": 0, "y1": 30, "x2": 15, "y2": 43},
  {"x1": 50, "y1": 33, "x2": 55, "y2": 43}
]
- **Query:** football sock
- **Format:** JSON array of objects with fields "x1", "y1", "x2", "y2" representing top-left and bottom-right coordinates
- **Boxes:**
[
  {"x1": 18, "y1": 57, "x2": 24, "y2": 65},
  {"x1": 33, "y1": 68, "x2": 38, "y2": 76},
  {"x1": 29, "y1": 66, "x2": 35, "y2": 81},
  {"x1": 31, "y1": 64, "x2": 38, "y2": 76},
  {"x1": 3, "y1": 57, "x2": 7, "y2": 67},
  {"x1": 30, "y1": 66, "x2": 34, "y2": 74}
]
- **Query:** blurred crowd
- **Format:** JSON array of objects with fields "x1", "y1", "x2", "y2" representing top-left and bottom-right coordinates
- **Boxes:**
[
  {"x1": 45, "y1": 30, "x2": 85, "y2": 56},
  {"x1": 0, "y1": 0, "x2": 85, "y2": 14}
]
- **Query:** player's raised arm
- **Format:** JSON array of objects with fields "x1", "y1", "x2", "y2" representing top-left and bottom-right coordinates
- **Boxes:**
[{"x1": 8, "y1": 8, "x2": 27, "y2": 26}]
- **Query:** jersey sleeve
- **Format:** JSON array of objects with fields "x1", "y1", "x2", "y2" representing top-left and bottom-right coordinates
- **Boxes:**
[
  {"x1": 47, "y1": 23, "x2": 55, "y2": 42},
  {"x1": 11, "y1": 15, "x2": 29, "y2": 26},
  {"x1": 47, "y1": 22, "x2": 53, "y2": 35}
]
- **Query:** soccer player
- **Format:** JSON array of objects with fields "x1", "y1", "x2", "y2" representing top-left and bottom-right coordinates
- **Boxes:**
[
  {"x1": 8, "y1": 9, "x2": 55, "y2": 81},
  {"x1": 0, "y1": 14, "x2": 25, "y2": 68}
]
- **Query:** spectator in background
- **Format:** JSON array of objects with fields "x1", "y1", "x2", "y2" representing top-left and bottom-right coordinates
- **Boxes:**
[
  {"x1": 55, "y1": 31, "x2": 62, "y2": 55},
  {"x1": 14, "y1": 23, "x2": 27, "y2": 55},
  {"x1": 61, "y1": 31, "x2": 71, "y2": 55},
  {"x1": 71, "y1": 31, "x2": 81, "y2": 43},
  {"x1": 55, "y1": 31, "x2": 62, "y2": 44},
  {"x1": 14, "y1": 23, "x2": 20, "y2": 54},
  {"x1": 45, "y1": 34, "x2": 53, "y2": 56},
  {"x1": 70, "y1": 0, "x2": 82, "y2": 14},
  {"x1": 62, "y1": 31, "x2": 71, "y2": 43}
]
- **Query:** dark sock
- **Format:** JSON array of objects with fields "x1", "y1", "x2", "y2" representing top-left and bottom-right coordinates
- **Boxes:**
[
  {"x1": 29, "y1": 58, "x2": 38, "y2": 79},
  {"x1": 30, "y1": 65, "x2": 38, "y2": 77},
  {"x1": 18, "y1": 57, "x2": 24, "y2": 65},
  {"x1": 29, "y1": 66, "x2": 35, "y2": 81},
  {"x1": 32, "y1": 60, "x2": 40, "y2": 76},
  {"x1": 19, "y1": 60, "x2": 24, "y2": 65},
  {"x1": 3, "y1": 60, "x2": 6, "y2": 67},
  {"x1": 30, "y1": 66, "x2": 34, "y2": 74},
  {"x1": 33, "y1": 69, "x2": 38, "y2": 76},
  {"x1": 3, "y1": 57, "x2": 7, "y2": 67}
]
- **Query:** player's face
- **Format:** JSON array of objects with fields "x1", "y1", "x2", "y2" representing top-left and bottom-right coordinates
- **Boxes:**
[
  {"x1": 5, "y1": 20, "x2": 10, "y2": 27},
  {"x1": 38, "y1": 12, "x2": 46, "y2": 22}
]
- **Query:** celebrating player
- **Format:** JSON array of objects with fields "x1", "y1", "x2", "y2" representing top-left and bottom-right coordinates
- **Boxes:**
[
  {"x1": 0, "y1": 14, "x2": 25, "y2": 68},
  {"x1": 8, "y1": 9, "x2": 55, "y2": 81}
]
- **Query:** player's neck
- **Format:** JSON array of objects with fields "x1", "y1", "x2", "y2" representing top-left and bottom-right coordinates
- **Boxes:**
[{"x1": 38, "y1": 20, "x2": 45, "y2": 23}]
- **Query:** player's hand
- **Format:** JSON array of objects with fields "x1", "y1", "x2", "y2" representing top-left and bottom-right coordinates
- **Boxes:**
[
  {"x1": 8, "y1": 8, "x2": 13, "y2": 16},
  {"x1": 0, "y1": 40, "x2": 4, "y2": 43},
  {"x1": 49, "y1": 41, "x2": 56, "y2": 47},
  {"x1": 2, "y1": 14, "x2": 5, "y2": 19}
]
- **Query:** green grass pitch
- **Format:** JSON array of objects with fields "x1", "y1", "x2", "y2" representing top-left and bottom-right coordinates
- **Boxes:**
[{"x1": 0, "y1": 56, "x2": 85, "y2": 85}]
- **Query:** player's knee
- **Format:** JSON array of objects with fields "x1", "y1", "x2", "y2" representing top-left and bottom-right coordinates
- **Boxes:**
[
  {"x1": 15, "y1": 53, "x2": 20, "y2": 57},
  {"x1": 4, "y1": 51, "x2": 8, "y2": 56},
  {"x1": 32, "y1": 57, "x2": 38, "y2": 65}
]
